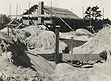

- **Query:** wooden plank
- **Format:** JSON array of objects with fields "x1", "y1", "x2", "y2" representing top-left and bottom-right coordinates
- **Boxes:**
[{"x1": 62, "y1": 54, "x2": 102, "y2": 61}]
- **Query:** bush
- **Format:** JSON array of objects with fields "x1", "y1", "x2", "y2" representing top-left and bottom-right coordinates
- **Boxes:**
[{"x1": 0, "y1": 14, "x2": 11, "y2": 30}]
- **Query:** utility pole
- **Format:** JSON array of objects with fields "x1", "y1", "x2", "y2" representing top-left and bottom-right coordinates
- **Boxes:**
[{"x1": 55, "y1": 25, "x2": 60, "y2": 64}]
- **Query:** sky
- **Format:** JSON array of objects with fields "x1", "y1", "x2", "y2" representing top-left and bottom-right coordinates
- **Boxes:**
[{"x1": 0, "y1": 0, "x2": 110, "y2": 19}]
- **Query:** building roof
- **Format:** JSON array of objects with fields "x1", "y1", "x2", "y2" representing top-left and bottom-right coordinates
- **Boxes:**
[{"x1": 23, "y1": 5, "x2": 81, "y2": 20}]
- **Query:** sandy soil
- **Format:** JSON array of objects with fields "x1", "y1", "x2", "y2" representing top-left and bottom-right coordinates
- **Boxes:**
[{"x1": 73, "y1": 24, "x2": 111, "y2": 54}]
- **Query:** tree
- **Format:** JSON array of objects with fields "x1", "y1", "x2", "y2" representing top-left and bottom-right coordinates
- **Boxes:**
[
  {"x1": 85, "y1": 6, "x2": 102, "y2": 21},
  {"x1": 0, "y1": 14, "x2": 11, "y2": 29},
  {"x1": 84, "y1": 6, "x2": 102, "y2": 33}
]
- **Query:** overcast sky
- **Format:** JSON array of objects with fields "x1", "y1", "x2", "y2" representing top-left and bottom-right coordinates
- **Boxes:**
[{"x1": 0, "y1": 0, "x2": 110, "y2": 19}]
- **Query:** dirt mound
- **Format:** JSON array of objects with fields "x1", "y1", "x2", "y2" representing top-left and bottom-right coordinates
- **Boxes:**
[
  {"x1": 52, "y1": 63, "x2": 92, "y2": 81},
  {"x1": 89, "y1": 62, "x2": 111, "y2": 81},
  {"x1": 73, "y1": 24, "x2": 111, "y2": 54},
  {"x1": 73, "y1": 28, "x2": 94, "y2": 41},
  {"x1": 60, "y1": 29, "x2": 93, "y2": 42},
  {"x1": 26, "y1": 30, "x2": 67, "y2": 54},
  {"x1": 21, "y1": 25, "x2": 42, "y2": 35},
  {"x1": 52, "y1": 62, "x2": 111, "y2": 81},
  {"x1": 0, "y1": 32, "x2": 54, "y2": 81},
  {"x1": 0, "y1": 52, "x2": 53, "y2": 81},
  {"x1": 59, "y1": 31, "x2": 75, "y2": 39},
  {"x1": 32, "y1": 31, "x2": 55, "y2": 50},
  {"x1": 26, "y1": 30, "x2": 55, "y2": 54},
  {"x1": 75, "y1": 28, "x2": 94, "y2": 37}
]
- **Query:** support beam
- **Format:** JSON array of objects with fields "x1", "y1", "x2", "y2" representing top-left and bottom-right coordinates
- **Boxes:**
[
  {"x1": 38, "y1": 1, "x2": 44, "y2": 24},
  {"x1": 71, "y1": 37, "x2": 73, "y2": 54},
  {"x1": 7, "y1": 26, "x2": 9, "y2": 36},
  {"x1": 55, "y1": 25, "x2": 60, "y2": 64}
]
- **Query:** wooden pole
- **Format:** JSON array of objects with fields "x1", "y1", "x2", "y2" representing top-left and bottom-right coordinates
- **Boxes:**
[
  {"x1": 8, "y1": 3, "x2": 11, "y2": 36},
  {"x1": 103, "y1": 8, "x2": 104, "y2": 20},
  {"x1": 16, "y1": 4, "x2": 18, "y2": 18},
  {"x1": 102, "y1": 8, "x2": 104, "y2": 27},
  {"x1": 7, "y1": 25, "x2": 9, "y2": 36},
  {"x1": 38, "y1": 1, "x2": 44, "y2": 25},
  {"x1": 71, "y1": 7, "x2": 73, "y2": 12},
  {"x1": 89, "y1": 14, "x2": 91, "y2": 26},
  {"x1": 34, "y1": 5, "x2": 36, "y2": 25},
  {"x1": 19, "y1": 4, "x2": 21, "y2": 19},
  {"x1": 9, "y1": 3, "x2": 11, "y2": 18},
  {"x1": 82, "y1": 6, "x2": 84, "y2": 22},
  {"x1": 50, "y1": 1, "x2": 53, "y2": 24},
  {"x1": 71, "y1": 37, "x2": 73, "y2": 54},
  {"x1": 55, "y1": 25, "x2": 60, "y2": 64},
  {"x1": 28, "y1": 2, "x2": 30, "y2": 25}
]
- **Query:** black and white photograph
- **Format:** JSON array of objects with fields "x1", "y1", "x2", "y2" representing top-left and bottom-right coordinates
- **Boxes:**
[{"x1": 0, "y1": 0, "x2": 111, "y2": 81}]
